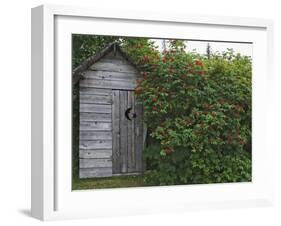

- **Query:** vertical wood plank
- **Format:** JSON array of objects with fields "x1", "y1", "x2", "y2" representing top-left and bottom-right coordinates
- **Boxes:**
[
  {"x1": 131, "y1": 92, "x2": 136, "y2": 171},
  {"x1": 120, "y1": 91, "x2": 128, "y2": 173},
  {"x1": 127, "y1": 91, "x2": 133, "y2": 172},
  {"x1": 112, "y1": 90, "x2": 121, "y2": 174},
  {"x1": 134, "y1": 95, "x2": 143, "y2": 172}
]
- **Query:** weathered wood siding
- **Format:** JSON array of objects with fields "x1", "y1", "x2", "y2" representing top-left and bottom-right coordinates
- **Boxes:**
[
  {"x1": 79, "y1": 49, "x2": 144, "y2": 179},
  {"x1": 79, "y1": 86, "x2": 113, "y2": 178}
]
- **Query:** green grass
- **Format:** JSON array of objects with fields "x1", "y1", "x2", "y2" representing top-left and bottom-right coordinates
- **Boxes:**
[{"x1": 72, "y1": 174, "x2": 152, "y2": 190}]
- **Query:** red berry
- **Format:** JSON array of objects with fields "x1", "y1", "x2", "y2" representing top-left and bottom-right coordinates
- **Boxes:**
[
  {"x1": 164, "y1": 147, "x2": 174, "y2": 154},
  {"x1": 211, "y1": 112, "x2": 217, "y2": 117},
  {"x1": 195, "y1": 59, "x2": 203, "y2": 67}
]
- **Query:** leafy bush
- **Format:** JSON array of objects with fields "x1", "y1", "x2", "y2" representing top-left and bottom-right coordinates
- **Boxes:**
[
  {"x1": 72, "y1": 35, "x2": 118, "y2": 68},
  {"x1": 131, "y1": 41, "x2": 252, "y2": 185},
  {"x1": 144, "y1": 144, "x2": 251, "y2": 185}
]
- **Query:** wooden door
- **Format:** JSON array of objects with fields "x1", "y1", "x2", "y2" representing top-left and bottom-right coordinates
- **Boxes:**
[{"x1": 112, "y1": 90, "x2": 143, "y2": 174}]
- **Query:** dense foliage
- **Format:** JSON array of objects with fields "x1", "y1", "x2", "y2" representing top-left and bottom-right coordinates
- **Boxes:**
[
  {"x1": 124, "y1": 39, "x2": 252, "y2": 185},
  {"x1": 72, "y1": 35, "x2": 119, "y2": 68},
  {"x1": 72, "y1": 35, "x2": 252, "y2": 185}
]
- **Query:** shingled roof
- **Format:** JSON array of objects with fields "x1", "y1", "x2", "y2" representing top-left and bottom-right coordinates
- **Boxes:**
[{"x1": 72, "y1": 42, "x2": 139, "y2": 85}]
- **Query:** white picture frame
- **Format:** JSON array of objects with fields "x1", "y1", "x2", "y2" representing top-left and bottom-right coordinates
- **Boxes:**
[{"x1": 31, "y1": 4, "x2": 274, "y2": 221}]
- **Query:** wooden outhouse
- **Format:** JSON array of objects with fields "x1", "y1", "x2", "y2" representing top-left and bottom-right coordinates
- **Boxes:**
[{"x1": 73, "y1": 43, "x2": 145, "y2": 178}]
